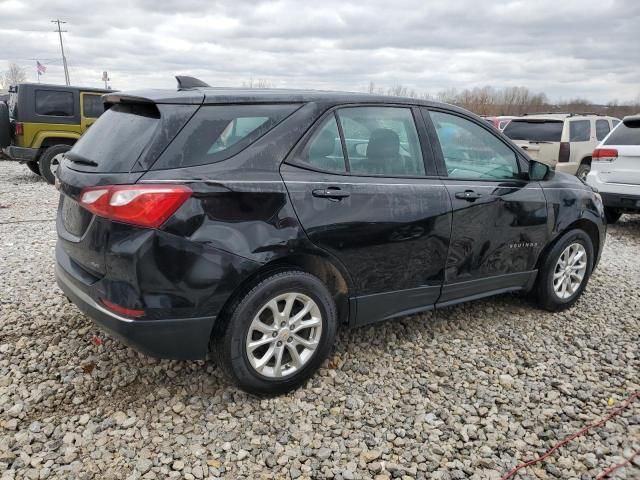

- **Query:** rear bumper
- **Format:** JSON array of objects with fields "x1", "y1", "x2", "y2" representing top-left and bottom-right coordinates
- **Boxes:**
[
  {"x1": 586, "y1": 171, "x2": 640, "y2": 210},
  {"x1": 600, "y1": 192, "x2": 640, "y2": 211},
  {"x1": 56, "y1": 262, "x2": 215, "y2": 360},
  {"x1": 2, "y1": 146, "x2": 38, "y2": 162}
]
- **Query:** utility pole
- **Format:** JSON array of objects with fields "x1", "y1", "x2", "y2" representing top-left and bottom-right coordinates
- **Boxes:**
[{"x1": 51, "y1": 19, "x2": 70, "y2": 86}]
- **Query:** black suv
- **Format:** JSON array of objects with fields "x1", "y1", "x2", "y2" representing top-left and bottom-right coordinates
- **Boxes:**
[{"x1": 55, "y1": 77, "x2": 606, "y2": 394}]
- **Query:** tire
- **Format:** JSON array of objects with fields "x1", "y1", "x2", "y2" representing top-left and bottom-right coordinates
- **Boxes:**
[
  {"x1": 26, "y1": 160, "x2": 41, "y2": 176},
  {"x1": 576, "y1": 163, "x2": 590, "y2": 182},
  {"x1": 213, "y1": 271, "x2": 338, "y2": 395},
  {"x1": 533, "y1": 229, "x2": 594, "y2": 312},
  {"x1": 39, "y1": 144, "x2": 71, "y2": 184},
  {"x1": 604, "y1": 207, "x2": 622, "y2": 224}
]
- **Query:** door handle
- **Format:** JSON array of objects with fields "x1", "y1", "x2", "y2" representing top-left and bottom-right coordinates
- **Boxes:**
[
  {"x1": 455, "y1": 190, "x2": 482, "y2": 201},
  {"x1": 312, "y1": 187, "x2": 350, "y2": 200}
]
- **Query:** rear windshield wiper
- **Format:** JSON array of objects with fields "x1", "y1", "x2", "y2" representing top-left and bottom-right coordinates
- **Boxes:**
[{"x1": 66, "y1": 152, "x2": 99, "y2": 167}]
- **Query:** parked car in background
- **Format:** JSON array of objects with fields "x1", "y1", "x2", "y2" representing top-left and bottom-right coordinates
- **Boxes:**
[
  {"x1": 0, "y1": 83, "x2": 112, "y2": 183},
  {"x1": 483, "y1": 115, "x2": 515, "y2": 130},
  {"x1": 55, "y1": 77, "x2": 605, "y2": 394},
  {"x1": 503, "y1": 113, "x2": 620, "y2": 180},
  {"x1": 587, "y1": 114, "x2": 640, "y2": 223}
]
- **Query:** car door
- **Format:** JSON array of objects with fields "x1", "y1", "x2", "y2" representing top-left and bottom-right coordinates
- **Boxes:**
[
  {"x1": 281, "y1": 104, "x2": 451, "y2": 325},
  {"x1": 422, "y1": 108, "x2": 549, "y2": 305}
]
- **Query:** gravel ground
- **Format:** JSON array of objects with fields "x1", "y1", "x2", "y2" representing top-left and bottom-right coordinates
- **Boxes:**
[{"x1": 0, "y1": 160, "x2": 638, "y2": 480}]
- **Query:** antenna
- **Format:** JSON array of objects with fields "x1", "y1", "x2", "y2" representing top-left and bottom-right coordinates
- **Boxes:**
[{"x1": 51, "y1": 19, "x2": 70, "y2": 86}]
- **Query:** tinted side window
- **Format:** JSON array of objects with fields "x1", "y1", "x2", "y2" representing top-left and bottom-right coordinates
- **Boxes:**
[
  {"x1": 300, "y1": 115, "x2": 346, "y2": 173},
  {"x1": 429, "y1": 111, "x2": 519, "y2": 180},
  {"x1": 595, "y1": 120, "x2": 610, "y2": 141},
  {"x1": 35, "y1": 90, "x2": 73, "y2": 116},
  {"x1": 154, "y1": 104, "x2": 298, "y2": 169},
  {"x1": 337, "y1": 107, "x2": 425, "y2": 176},
  {"x1": 612, "y1": 119, "x2": 620, "y2": 128},
  {"x1": 569, "y1": 120, "x2": 591, "y2": 141},
  {"x1": 82, "y1": 94, "x2": 104, "y2": 118}
]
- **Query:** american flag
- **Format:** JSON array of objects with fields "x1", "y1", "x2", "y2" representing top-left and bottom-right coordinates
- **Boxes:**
[{"x1": 36, "y1": 61, "x2": 46, "y2": 75}]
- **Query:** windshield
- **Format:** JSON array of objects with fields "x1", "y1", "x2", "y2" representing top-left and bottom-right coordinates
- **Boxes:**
[{"x1": 503, "y1": 120, "x2": 563, "y2": 142}]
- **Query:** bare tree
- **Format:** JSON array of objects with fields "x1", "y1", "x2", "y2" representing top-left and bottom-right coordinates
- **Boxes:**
[{"x1": 0, "y1": 63, "x2": 27, "y2": 89}]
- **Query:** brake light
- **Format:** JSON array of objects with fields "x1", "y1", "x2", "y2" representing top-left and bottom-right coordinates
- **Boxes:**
[
  {"x1": 79, "y1": 184, "x2": 192, "y2": 228},
  {"x1": 593, "y1": 148, "x2": 618, "y2": 162},
  {"x1": 101, "y1": 298, "x2": 145, "y2": 318},
  {"x1": 558, "y1": 142, "x2": 570, "y2": 162},
  {"x1": 14, "y1": 122, "x2": 23, "y2": 135}
]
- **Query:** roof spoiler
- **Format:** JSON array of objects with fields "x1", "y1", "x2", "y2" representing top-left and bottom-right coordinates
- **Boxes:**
[
  {"x1": 176, "y1": 76, "x2": 210, "y2": 90},
  {"x1": 622, "y1": 114, "x2": 640, "y2": 127}
]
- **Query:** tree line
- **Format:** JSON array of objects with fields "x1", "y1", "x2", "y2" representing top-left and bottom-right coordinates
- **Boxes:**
[{"x1": 368, "y1": 82, "x2": 640, "y2": 118}]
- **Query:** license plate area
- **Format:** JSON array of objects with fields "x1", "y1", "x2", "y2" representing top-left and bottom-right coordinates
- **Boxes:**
[{"x1": 60, "y1": 195, "x2": 93, "y2": 237}]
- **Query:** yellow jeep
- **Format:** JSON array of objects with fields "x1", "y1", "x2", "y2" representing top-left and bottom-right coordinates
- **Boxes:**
[{"x1": 0, "y1": 83, "x2": 111, "y2": 184}]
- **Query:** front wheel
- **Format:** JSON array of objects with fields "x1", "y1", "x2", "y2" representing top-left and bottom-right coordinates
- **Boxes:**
[
  {"x1": 533, "y1": 229, "x2": 594, "y2": 311},
  {"x1": 213, "y1": 271, "x2": 338, "y2": 395},
  {"x1": 39, "y1": 144, "x2": 71, "y2": 184}
]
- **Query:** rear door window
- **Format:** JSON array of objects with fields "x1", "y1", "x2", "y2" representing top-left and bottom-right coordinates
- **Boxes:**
[
  {"x1": 336, "y1": 106, "x2": 425, "y2": 176},
  {"x1": 153, "y1": 104, "x2": 299, "y2": 170},
  {"x1": 35, "y1": 90, "x2": 73, "y2": 116},
  {"x1": 503, "y1": 120, "x2": 563, "y2": 142},
  {"x1": 595, "y1": 120, "x2": 610, "y2": 141},
  {"x1": 569, "y1": 120, "x2": 591, "y2": 142}
]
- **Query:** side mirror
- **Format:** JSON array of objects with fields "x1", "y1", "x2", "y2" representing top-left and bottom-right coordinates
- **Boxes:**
[{"x1": 529, "y1": 160, "x2": 550, "y2": 181}]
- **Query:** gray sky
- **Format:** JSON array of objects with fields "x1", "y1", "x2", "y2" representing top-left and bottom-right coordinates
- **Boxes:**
[{"x1": 1, "y1": 0, "x2": 639, "y2": 103}]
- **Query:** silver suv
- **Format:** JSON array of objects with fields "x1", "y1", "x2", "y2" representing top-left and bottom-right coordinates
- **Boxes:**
[{"x1": 503, "y1": 113, "x2": 619, "y2": 180}]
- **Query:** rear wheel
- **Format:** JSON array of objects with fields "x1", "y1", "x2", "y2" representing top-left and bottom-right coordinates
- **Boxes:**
[
  {"x1": 213, "y1": 271, "x2": 337, "y2": 395},
  {"x1": 533, "y1": 229, "x2": 594, "y2": 311},
  {"x1": 576, "y1": 163, "x2": 591, "y2": 181},
  {"x1": 25, "y1": 161, "x2": 41, "y2": 176},
  {"x1": 604, "y1": 207, "x2": 622, "y2": 224},
  {"x1": 40, "y1": 144, "x2": 71, "y2": 184}
]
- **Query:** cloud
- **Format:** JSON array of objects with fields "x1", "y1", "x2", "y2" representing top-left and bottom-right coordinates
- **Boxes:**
[{"x1": 0, "y1": 0, "x2": 638, "y2": 102}]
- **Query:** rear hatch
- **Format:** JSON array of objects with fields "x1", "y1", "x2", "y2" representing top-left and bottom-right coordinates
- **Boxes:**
[
  {"x1": 594, "y1": 119, "x2": 640, "y2": 185},
  {"x1": 503, "y1": 119, "x2": 563, "y2": 164},
  {"x1": 57, "y1": 96, "x2": 201, "y2": 279}
]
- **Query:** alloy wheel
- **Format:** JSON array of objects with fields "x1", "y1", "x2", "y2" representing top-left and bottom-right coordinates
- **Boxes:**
[
  {"x1": 552, "y1": 242, "x2": 588, "y2": 299},
  {"x1": 245, "y1": 292, "x2": 322, "y2": 378}
]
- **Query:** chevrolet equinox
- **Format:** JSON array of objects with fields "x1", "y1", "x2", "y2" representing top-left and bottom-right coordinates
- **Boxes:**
[{"x1": 55, "y1": 77, "x2": 606, "y2": 394}]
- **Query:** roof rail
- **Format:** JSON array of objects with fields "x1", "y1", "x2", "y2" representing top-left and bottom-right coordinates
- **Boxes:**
[
  {"x1": 523, "y1": 112, "x2": 569, "y2": 116},
  {"x1": 175, "y1": 76, "x2": 211, "y2": 90}
]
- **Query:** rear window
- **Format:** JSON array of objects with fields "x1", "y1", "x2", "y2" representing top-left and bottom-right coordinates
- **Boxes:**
[
  {"x1": 35, "y1": 90, "x2": 73, "y2": 116},
  {"x1": 503, "y1": 120, "x2": 563, "y2": 142},
  {"x1": 604, "y1": 123, "x2": 640, "y2": 146},
  {"x1": 68, "y1": 103, "x2": 160, "y2": 172},
  {"x1": 152, "y1": 104, "x2": 299, "y2": 170}
]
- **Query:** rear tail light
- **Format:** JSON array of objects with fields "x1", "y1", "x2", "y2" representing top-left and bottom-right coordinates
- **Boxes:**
[
  {"x1": 79, "y1": 184, "x2": 192, "y2": 228},
  {"x1": 558, "y1": 142, "x2": 570, "y2": 163},
  {"x1": 593, "y1": 148, "x2": 618, "y2": 162},
  {"x1": 14, "y1": 122, "x2": 23, "y2": 135},
  {"x1": 100, "y1": 298, "x2": 145, "y2": 318}
]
